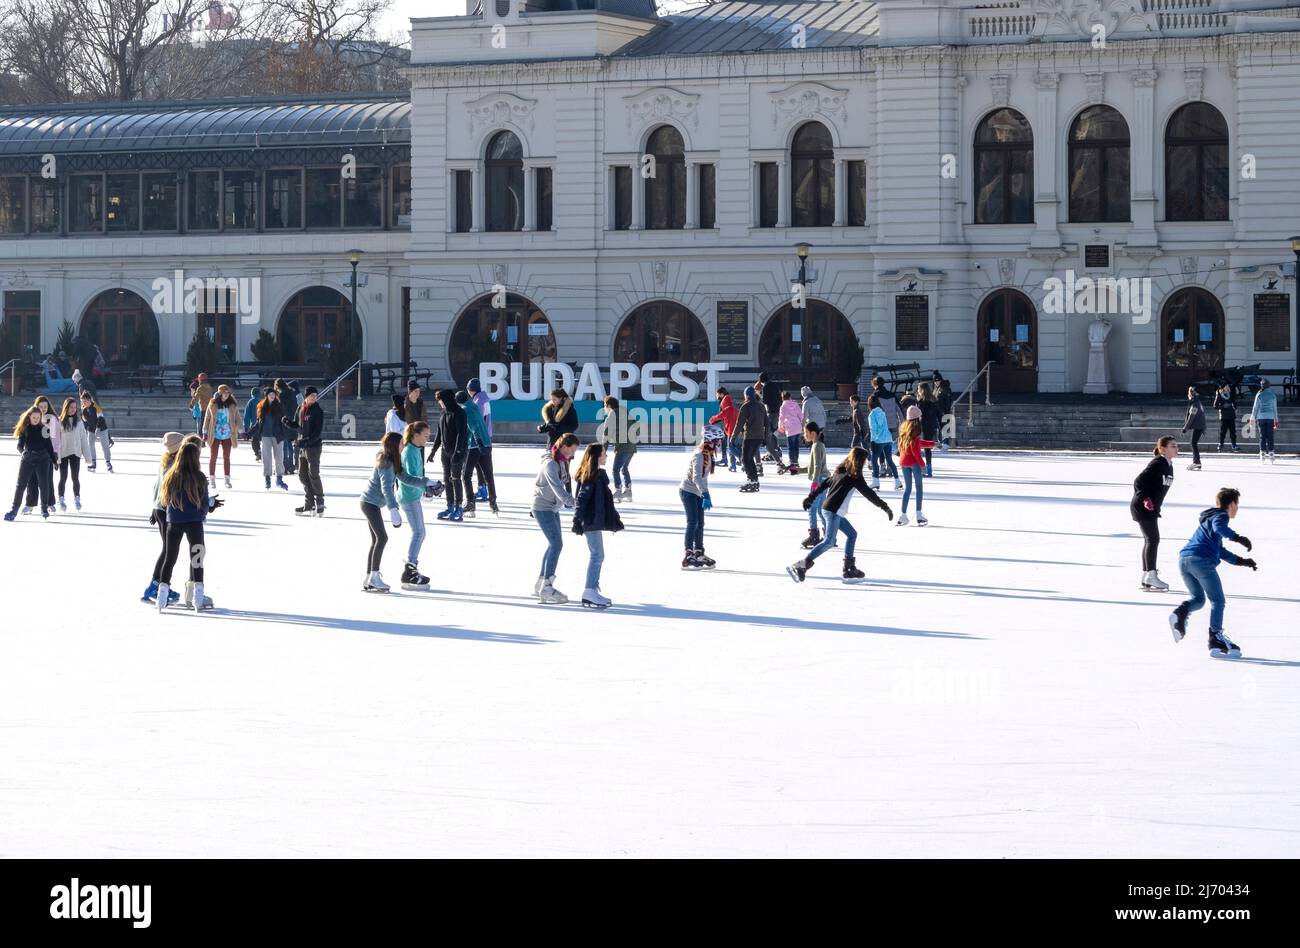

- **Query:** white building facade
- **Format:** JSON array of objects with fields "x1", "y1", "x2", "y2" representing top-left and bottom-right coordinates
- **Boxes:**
[{"x1": 406, "y1": 0, "x2": 1300, "y2": 395}]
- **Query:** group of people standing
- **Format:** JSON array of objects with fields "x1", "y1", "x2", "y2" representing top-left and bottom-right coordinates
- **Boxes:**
[
  {"x1": 5, "y1": 388, "x2": 113, "y2": 521},
  {"x1": 1180, "y1": 379, "x2": 1282, "y2": 468}
]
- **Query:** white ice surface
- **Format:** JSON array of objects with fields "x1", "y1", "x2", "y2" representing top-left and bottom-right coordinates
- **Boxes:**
[{"x1": 1, "y1": 441, "x2": 1297, "y2": 858}]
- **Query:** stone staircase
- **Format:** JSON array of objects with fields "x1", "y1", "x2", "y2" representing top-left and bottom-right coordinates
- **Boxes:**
[{"x1": 955, "y1": 395, "x2": 1300, "y2": 453}]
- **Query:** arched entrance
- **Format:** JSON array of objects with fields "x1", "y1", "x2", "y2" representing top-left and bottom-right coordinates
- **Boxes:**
[
  {"x1": 1161, "y1": 287, "x2": 1224, "y2": 395},
  {"x1": 276, "y1": 287, "x2": 363, "y2": 366},
  {"x1": 758, "y1": 300, "x2": 856, "y2": 390},
  {"x1": 448, "y1": 292, "x2": 555, "y2": 389},
  {"x1": 613, "y1": 301, "x2": 709, "y2": 396},
  {"x1": 80, "y1": 289, "x2": 159, "y2": 367},
  {"x1": 977, "y1": 289, "x2": 1038, "y2": 393}
]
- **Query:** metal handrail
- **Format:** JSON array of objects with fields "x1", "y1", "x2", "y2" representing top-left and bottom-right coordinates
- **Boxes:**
[
  {"x1": 956, "y1": 361, "x2": 996, "y2": 434},
  {"x1": 316, "y1": 359, "x2": 363, "y2": 419},
  {"x1": 0, "y1": 358, "x2": 18, "y2": 395}
]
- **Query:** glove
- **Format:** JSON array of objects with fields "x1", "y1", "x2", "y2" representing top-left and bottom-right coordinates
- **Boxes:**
[
  {"x1": 1234, "y1": 535, "x2": 1252, "y2": 551},
  {"x1": 1237, "y1": 557, "x2": 1257, "y2": 571},
  {"x1": 209, "y1": 496, "x2": 224, "y2": 511},
  {"x1": 1142, "y1": 497, "x2": 1155, "y2": 512},
  {"x1": 881, "y1": 504, "x2": 894, "y2": 521},
  {"x1": 390, "y1": 508, "x2": 402, "y2": 528},
  {"x1": 701, "y1": 492, "x2": 712, "y2": 511},
  {"x1": 571, "y1": 519, "x2": 584, "y2": 536},
  {"x1": 802, "y1": 494, "x2": 813, "y2": 511},
  {"x1": 536, "y1": 424, "x2": 546, "y2": 433},
  {"x1": 424, "y1": 480, "x2": 444, "y2": 499},
  {"x1": 148, "y1": 510, "x2": 157, "y2": 525}
]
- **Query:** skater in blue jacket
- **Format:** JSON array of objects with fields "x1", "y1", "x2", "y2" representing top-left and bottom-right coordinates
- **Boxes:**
[{"x1": 1169, "y1": 487, "x2": 1257, "y2": 658}]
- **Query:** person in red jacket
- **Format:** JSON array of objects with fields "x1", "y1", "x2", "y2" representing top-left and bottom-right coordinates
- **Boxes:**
[
  {"x1": 896, "y1": 405, "x2": 936, "y2": 526},
  {"x1": 709, "y1": 386, "x2": 741, "y2": 473}
]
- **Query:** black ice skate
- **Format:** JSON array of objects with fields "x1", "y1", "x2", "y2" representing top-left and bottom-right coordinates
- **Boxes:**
[
  {"x1": 1208, "y1": 630, "x2": 1241, "y2": 659},
  {"x1": 401, "y1": 563, "x2": 431, "y2": 591},
  {"x1": 682, "y1": 551, "x2": 701, "y2": 570},
  {"x1": 693, "y1": 549, "x2": 716, "y2": 569},
  {"x1": 801, "y1": 527, "x2": 821, "y2": 549},
  {"x1": 841, "y1": 557, "x2": 865, "y2": 584},
  {"x1": 1169, "y1": 605, "x2": 1188, "y2": 642},
  {"x1": 786, "y1": 558, "x2": 809, "y2": 583}
]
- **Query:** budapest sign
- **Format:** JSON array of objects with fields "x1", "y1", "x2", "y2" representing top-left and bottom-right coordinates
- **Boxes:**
[{"x1": 479, "y1": 361, "x2": 728, "y2": 402}]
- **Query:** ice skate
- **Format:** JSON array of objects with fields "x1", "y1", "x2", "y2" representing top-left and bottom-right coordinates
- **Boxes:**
[
  {"x1": 681, "y1": 551, "x2": 701, "y2": 570},
  {"x1": 74, "y1": 496, "x2": 81, "y2": 511},
  {"x1": 581, "y1": 588, "x2": 612, "y2": 609},
  {"x1": 156, "y1": 583, "x2": 171, "y2": 612},
  {"x1": 1208, "y1": 630, "x2": 1241, "y2": 659},
  {"x1": 534, "y1": 576, "x2": 546, "y2": 598},
  {"x1": 2, "y1": 510, "x2": 15, "y2": 522},
  {"x1": 786, "y1": 558, "x2": 809, "y2": 583},
  {"x1": 265, "y1": 476, "x2": 271, "y2": 489},
  {"x1": 612, "y1": 488, "x2": 624, "y2": 502},
  {"x1": 1141, "y1": 570, "x2": 1170, "y2": 591},
  {"x1": 738, "y1": 481, "x2": 758, "y2": 493},
  {"x1": 185, "y1": 582, "x2": 213, "y2": 611},
  {"x1": 490, "y1": 502, "x2": 500, "y2": 516},
  {"x1": 463, "y1": 504, "x2": 476, "y2": 519},
  {"x1": 106, "y1": 463, "x2": 113, "y2": 472},
  {"x1": 870, "y1": 477, "x2": 881, "y2": 490},
  {"x1": 41, "y1": 509, "x2": 49, "y2": 519},
  {"x1": 841, "y1": 556, "x2": 865, "y2": 584},
  {"x1": 315, "y1": 505, "x2": 325, "y2": 518},
  {"x1": 1187, "y1": 462, "x2": 1201, "y2": 471},
  {"x1": 401, "y1": 564, "x2": 431, "y2": 591},
  {"x1": 437, "y1": 506, "x2": 454, "y2": 520},
  {"x1": 895, "y1": 513, "x2": 909, "y2": 526},
  {"x1": 295, "y1": 505, "x2": 314, "y2": 516},
  {"x1": 786, "y1": 464, "x2": 801, "y2": 475},
  {"x1": 893, "y1": 478, "x2": 904, "y2": 490},
  {"x1": 693, "y1": 549, "x2": 716, "y2": 569},
  {"x1": 1169, "y1": 605, "x2": 1188, "y2": 642},
  {"x1": 20, "y1": 506, "x2": 30, "y2": 515},
  {"x1": 87, "y1": 462, "x2": 96, "y2": 472},
  {"x1": 449, "y1": 504, "x2": 464, "y2": 522},
  {"x1": 801, "y1": 527, "x2": 821, "y2": 549},
  {"x1": 915, "y1": 512, "x2": 929, "y2": 526},
  {"x1": 621, "y1": 489, "x2": 632, "y2": 503},
  {"x1": 208, "y1": 476, "x2": 216, "y2": 488},
  {"x1": 476, "y1": 484, "x2": 488, "y2": 502},
  {"x1": 58, "y1": 498, "x2": 66, "y2": 512},
  {"x1": 363, "y1": 571, "x2": 390, "y2": 594},
  {"x1": 276, "y1": 477, "x2": 289, "y2": 491},
  {"x1": 539, "y1": 578, "x2": 568, "y2": 604},
  {"x1": 224, "y1": 476, "x2": 232, "y2": 489}
]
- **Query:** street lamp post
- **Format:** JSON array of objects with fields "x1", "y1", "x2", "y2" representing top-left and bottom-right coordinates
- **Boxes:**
[
  {"x1": 795, "y1": 242, "x2": 812, "y2": 292},
  {"x1": 1291, "y1": 236, "x2": 1300, "y2": 397},
  {"x1": 348, "y1": 249, "x2": 362, "y2": 399}
]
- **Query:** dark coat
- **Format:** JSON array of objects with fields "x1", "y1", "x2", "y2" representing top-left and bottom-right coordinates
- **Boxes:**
[
  {"x1": 805, "y1": 470, "x2": 892, "y2": 518},
  {"x1": 737, "y1": 399, "x2": 768, "y2": 441},
  {"x1": 1212, "y1": 391, "x2": 1236, "y2": 419},
  {"x1": 572, "y1": 469, "x2": 624, "y2": 535},
  {"x1": 1130, "y1": 455, "x2": 1174, "y2": 521},
  {"x1": 430, "y1": 403, "x2": 468, "y2": 459},
  {"x1": 284, "y1": 402, "x2": 323, "y2": 448},
  {"x1": 919, "y1": 400, "x2": 942, "y2": 440},
  {"x1": 538, "y1": 397, "x2": 579, "y2": 445},
  {"x1": 1182, "y1": 397, "x2": 1207, "y2": 433},
  {"x1": 760, "y1": 381, "x2": 782, "y2": 415}
]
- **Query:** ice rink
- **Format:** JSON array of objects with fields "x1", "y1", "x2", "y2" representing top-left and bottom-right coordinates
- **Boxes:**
[{"x1": 1, "y1": 438, "x2": 1297, "y2": 858}]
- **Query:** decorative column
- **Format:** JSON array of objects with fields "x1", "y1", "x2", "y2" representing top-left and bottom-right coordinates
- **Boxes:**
[
  {"x1": 1029, "y1": 71, "x2": 1061, "y2": 251},
  {"x1": 1128, "y1": 68, "x2": 1160, "y2": 249},
  {"x1": 523, "y1": 165, "x2": 536, "y2": 232},
  {"x1": 470, "y1": 164, "x2": 484, "y2": 233},
  {"x1": 777, "y1": 158, "x2": 790, "y2": 228},
  {"x1": 631, "y1": 166, "x2": 644, "y2": 231},
  {"x1": 685, "y1": 160, "x2": 698, "y2": 230},
  {"x1": 833, "y1": 158, "x2": 846, "y2": 227}
]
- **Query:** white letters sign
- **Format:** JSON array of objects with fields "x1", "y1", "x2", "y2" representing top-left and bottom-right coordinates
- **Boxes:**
[{"x1": 479, "y1": 362, "x2": 727, "y2": 402}]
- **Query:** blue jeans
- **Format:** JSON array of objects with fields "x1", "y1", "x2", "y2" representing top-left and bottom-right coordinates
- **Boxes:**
[
  {"x1": 809, "y1": 511, "x2": 856, "y2": 561},
  {"x1": 808, "y1": 483, "x2": 829, "y2": 532},
  {"x1": 870, "y1": 441, "x2": 897, "y2": 479},
  {"x1": 680, "y1": 489, "x2": 704, "y2": 550},
  {"x1": 585, "y1": 531, "x2": 605, "y2": 590},
  {"x1": 535, "y1": 509, "x2": 563, "y2": 578},
  {"x1": 611, "y1": 452, "x2": 633, "y2": 489},
  {"x1": 1258, "y1": 419, "x2": 1275, "y2": 453},
  {"x1": 786, "y1": 435, "x2": 801, "y2": 467},
  {"x1": 400, "y1": 499, "x2": 426, "y2": 566},
  {"x1": 901, "y1": 466, "x2": 923, "y2": 513},
  {"x1": 727, "y1": 436, "x2": 741, "y2": 469},
  {"x1": 1179, "y1": 555, "x2": 1225, "y2": 632}
]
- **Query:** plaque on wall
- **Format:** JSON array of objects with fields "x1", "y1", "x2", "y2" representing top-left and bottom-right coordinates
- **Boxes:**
[
  {"x1": 716, "y1": 301, "x2": 749, "y2": 355},
  {"x1": 894, "y1": 294, "x2": 930, "y2": 351},
  {"x1": 1253, "y1": 292, "x2": 1291, "y2": 352},
  {"x1": 1083, "y1": 244, "x2": 1111, "y2": 270}
]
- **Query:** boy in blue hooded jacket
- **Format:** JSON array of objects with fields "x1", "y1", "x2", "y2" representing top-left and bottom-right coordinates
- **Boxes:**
[{"x1": 1170, "y1": 487, "x2": 1257, "y2": 658}]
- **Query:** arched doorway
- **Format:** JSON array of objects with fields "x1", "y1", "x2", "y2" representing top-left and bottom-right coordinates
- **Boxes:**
[
  {"x1": 1161, "y1": 287, "x2": 1224, "y2": 395},
  {"x1": 613, "y1": 301, "x2": 709, "y2": 396},
  {"x1": 276, "y1": 287, "x2": 363, "y2": 366},
  {"x1": 977, "y1": 289, "x2": 1038, "y2": 393},
  {"x1": 80, "y1": 289, "x2": 159, "y2": 367},
  {"x1": 758, "y1": 300, "x2": 856, "y2": 390},
  {"x1": 448, "y1": 292, "x2": 555, "y2": 389}
]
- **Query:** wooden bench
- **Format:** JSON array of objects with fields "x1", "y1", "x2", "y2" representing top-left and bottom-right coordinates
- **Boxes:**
[
  {"x1": 129, "y1": 364, "x2": 187, "y2": 394},
  {"x1": 368, "y1": 360, "x2": 432, "y2": 395},
  {"x1": 864, "y1": 362, "x2": 923, "y2": 392}
]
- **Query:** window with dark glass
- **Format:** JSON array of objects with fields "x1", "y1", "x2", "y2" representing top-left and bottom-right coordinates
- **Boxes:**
[
  {"x1": 105, "y1": 174, "x2": 139, "y2": 232},
  {"x1": 70, "y1": 174, "x2": 104, "y2": 233},
  {"x1": 1068, "y1": 106, "x2": 1129, "y2": 223},
  {"x1": 222, "y1": 170, "x2": 257, "y2": 230},
  {"x1": 30, "y1": 179, "x2": 58, "y2": 234},
  {"x1": 305, "y1": 168, "x2": 341, "y2": 228},
  {"x1": 758, "y1": 162, "x2": 778, "y2": 228},
  {"x1": 791, "y1": 122, "x2": 834, "y2": 227},
  {"x1": 613, "y1": 166, "x2": 631, "y2": 230},
  {"x1": 344, "y1": 166, "x2": 382, "y2": 228},
  {"x1": 644, "y1": 125, "x2": 686, "y2": 230},
  {"x1": 1165, "y1": 102, "x2": 1229, "y2": 222},
  {"x1": 535, "y1": 167, "x2": 552, "y2": 231},
  {"x1": 847, "y1": 160, "x2": 866, "y2": 226},
  {"x1": 187, "y1": 170, "x2": 220, "y2": 231},
  {"x1": 276, "y1": 286, "x2": 362, "y2": 365},
  {"x1": 0, "y1": 176, "x2": 24, "y2": 234},
  {"x1": 974, "y1": 109, "x2": 1034, "y2": 224},
  {"x1": 448, "y1": 293, "x2": 556, "y2": 388},
  {"x1": 266, "y1": 169, "x2": 302, "y2": 229},
  {"x1": 2, "y1": 290, "x2": 40, "y2": 358},
  {"x1": 142, "y1": 173, "x2": 177, "y2": 231},
  {"x1": 613, "y1": 302, "x2": 711, "y2": 393},
  {"x1": 454, "y1": 170, "x2": 472, "y2": 233},
  {"x1": 486, "y1": 130, "x2": 524, "y2": 232},
  {"x1": 699, "y1": 164, "x2": 715, "y2": 229},
  {"x1": 391, "y1": 164, "x2": 412, "y2": 228},
  {"x1": 758, "y1": 300, "x2": 858, "y2": 387}
]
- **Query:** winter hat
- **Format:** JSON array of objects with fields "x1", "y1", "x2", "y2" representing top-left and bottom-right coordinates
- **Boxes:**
[
  {"x1": 743, "y1": 385, "x2": 756, "y2": 400},
  {"x1": 467, "y1": 377, "x2": 481, "y2": 394},
  {"x1": 249, "y1": 386, "x2": 260, "y2": 399},
  {"x1": 408, "y1": 379, "x2": 421, "y2": 393},
  {"x1": 304, "y1": 386, "x2": 318, "y2": 397},
  {"x1": 72, "y1": 370, "x2": 82, "y2": 382},
  {"x1": 162, "y1": 431, "x2": 184, "y2": 453},
  {"x1": 454, "y1": 390, "x2": 469, "y2": 405},
  {"x1": 758, "y1": 372, "x2": 770, "y2": 383},
  {"x1": 800, "y1": 385, "x2": 812, "y2": 398},
  {"x1": 391, "y1": 394, "x2": 405, "y2": 412},
  {"x1": 197, "y1": 373, "x2": 208, "y2": 382},
  {"x1": 906, "y1": 405, "x2": 922, "y2": 420}
]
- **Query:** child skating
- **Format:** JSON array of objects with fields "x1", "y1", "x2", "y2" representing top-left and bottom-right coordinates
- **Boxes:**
[
  {"x1": 532, "y1": 433, "x2": 579, "y2": 603},
  {"x1": 5, "y1": 406, "x2": 56, "y2": 521},
  {"x1": 867, "y1": 394, "x2": 902, "y2": 491},
  {"x1": 680, "y1": 426, "x2": 723, "y2": 569},
  {"x1": 788, "y1": 447, "x2": 893, "y2": 584},
  {"x1": 800, "y1": 420, "x2": 831, "y2": 550},
  {"x1": 1130, "y1": 436, "x2": 1178, "y2": 591},
  {"x1": 572, "y1": 443, "x2": 624, "y2": 608},
  {"x1": 895, "y1": 406, "x2": 936, "y2": 526},
  {"x1": 142, "y1": 432, "x2": 185, "y2": 605},
  {"x1": 397, "y1": 422, "x2": 443, "y2": 590},
  {"x1": 359, "y1": 432, "x2": 431, "y2": 593},
  {"x1": 156, "y1": 437, "x2": 225, "y2": 612},
  {"x1": 1169, "y1": 487, "x2": 1257, "y2": 658}
]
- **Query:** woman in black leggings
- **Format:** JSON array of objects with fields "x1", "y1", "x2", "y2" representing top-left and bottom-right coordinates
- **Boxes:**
[
  {"x1": 1130, "y1": 436, "x2": 1178, "y2": 592},
  {"x1": 156, "y1": 437, "x2": 223, "y2": 611}
]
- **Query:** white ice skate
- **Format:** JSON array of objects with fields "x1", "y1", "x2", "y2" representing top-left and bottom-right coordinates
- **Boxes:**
[
  {"x1": 1141, "y1": 570, "x2": 1170, "y2": 592},
  {"x1": 915, "y1": 512, "x2": 929, "y2": 526},
  {"x1": 539, "y1": 578, "x2": 568, "y2": 604},
  {"x1": 534, "y1": 576, "x2": 546, "y2": 599},
  {"x1": 895, "y1": 514, "x2": 909, "y2": 526},
  {"x1": 581, "y1": 588, "x2": 612, "y2": 609},
  {"x1": 224, "y1": 476, "x2": 232, "y2": 489},
  {"x1": 613, "y1": 488, "x2": 624, "y2": 502},
  {"x1": 156, "y1": 582, "x2": 171, "y2": 613},
  {"x1": 184, "y1": 581, "x2": 214, "y2": 610},
  {"x1": 870, "y1": 478, "x2": 881, "y2": 490},
  {"x1": 363, "y1": 571, "x2": 390, "y2": 593},
  {"x1": 893, "y1": 478, "x2": 904, "y2": 490}
]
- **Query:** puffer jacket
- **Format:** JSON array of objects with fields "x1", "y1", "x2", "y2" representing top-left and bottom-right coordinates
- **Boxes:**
[
  {"x1": 800, "y1": 388, "x2": 827, "y2": 429},
  {"x1": 709, "y1": 395, "x2": 739, "y2": 437},
  {"x1": 777, "y1": 399, "x2": 804, "y2": 437},
  {"x1": 1250, "y1": 388, "x2": 1278, "y2": 422},
  {"x1": 572, "y1": 469, "x2": 623, "y2": 535}
]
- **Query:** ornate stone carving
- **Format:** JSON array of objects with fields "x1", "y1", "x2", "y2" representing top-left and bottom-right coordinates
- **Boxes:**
[
  {"x1": 990, "y1": 75, "x2": 1010, "y2": 108},
  {"x1": 1180, "y1": 256, "x2": 1198, "y2": 281},
  {"x1": 653, "y1": 261, "x2": 667, "y2": 286},
  {"x1": 1131, "y1": 68, "x2": 1158, "y2": 88},
  {"x1": 768, "y1": 81, "x2": 849, "y2": 130},
  {"x1": 1034, "y1": 72, "x2": 1060, "y2": 92},
  {"x1": 1031, "y1": 1, "x2": 1158, "y2": 40},
  {"x1": 1084, "y1": 73, "x2": 1105, "y2": 105},
  {"x1": 624, "y1": 87, "x2": 700, "y2": 133},
  {"x1": 998, "y1": 258, "x2": 1015, "y2": 285},
  {"x1": 6, "y1": 269, "x2": 30, "y2": 287},
  {"x1": 466, "y1": 92, "x2": 537, "y2": 136},
  {"x1": 1184, "y1": 66, "x2": 1204, "y2": 102},
  {"x1": 492, "y1": 263, "x2": 507, "y2": 285}
]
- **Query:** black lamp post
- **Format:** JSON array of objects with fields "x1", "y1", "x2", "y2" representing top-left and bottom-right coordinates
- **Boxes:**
[
  {"x1": 1291, "y1": 236, "x2": 1300, "y2": 393},
  {"x1": 347, "y1": 249, "x2": 362, "y2": 358},
  {"x1": 795, "y1": 242, "x2": 812, "y2": 296}
]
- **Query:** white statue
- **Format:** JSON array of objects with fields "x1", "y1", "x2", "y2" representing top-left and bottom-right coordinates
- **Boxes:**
[{"x1": 1083, "y1": 317, "x2": 1112, "y2": 394}]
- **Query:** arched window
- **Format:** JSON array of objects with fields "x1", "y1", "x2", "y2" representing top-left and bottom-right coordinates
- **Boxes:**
[
  {"x1": 1165, "y1": 102, "x2": 1229, "y2": 222},
  {"x1": 976, "y1": 289, "x2": 1037, "y2": 393},
  {"x1": 644, "y1": 125, "x2": 686, "y2": 230},
  {"x1": 80, "y1": 289, "x2": 159, "y2": 368},
  {"x1": 449, "y1": 293, "x2": 556, "y2": 389},
  {"x1": 791, "y1": 121, "x2": 834, "y2": 227},
  {"x1": 613, "y1": 301, "x2": 709, "y2": 394},
  {"x1": 758, "y1": 300, "x2": 856, "y2": 389},
  {"x1": 974, "y1": 109, "x2": 1033, "y2": 224},
  {"x1": 276, "y1": 287, "x2": 363, "y2": 365},
  {"x1": 1069, "y1": 105, "x2": 1130, "y2": 223},
  {"x1": 1161, "y1": 287, "x2": 1224, "y2": 394},
  {"x1": 485, "y1": 130, "x2": 524, "y2": 232}
]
